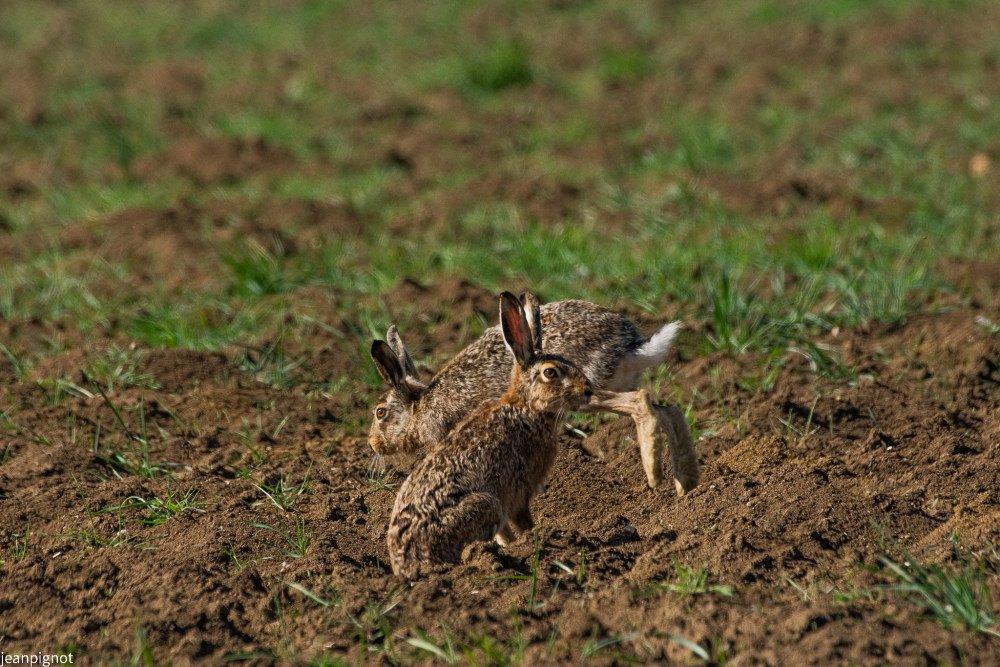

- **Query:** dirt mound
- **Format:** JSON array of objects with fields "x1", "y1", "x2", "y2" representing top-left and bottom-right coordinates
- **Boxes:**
[
  {"x1": 52, "y1": 197, "x2": 367, "y2": 292},
  {"x1": 716, "y1": 433, "x2": 787, "y2": 476}
]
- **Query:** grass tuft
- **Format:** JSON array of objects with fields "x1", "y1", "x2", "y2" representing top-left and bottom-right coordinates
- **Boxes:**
[
  {"x1": 89, "y1": 386, "x2": 174, "y2": 479},
  {"x1": 251, "y1": 516, "x2": 312, "y2": 559},
  {"x1": 223, "y1": 240, "x2": 295, "y2": 298},
  {"x1": 253, "y1": 465, "x2": 312, "y2": 511},
  {"x1": 98, "y1": 488, "x2": 206, "y2": 526},
  {"x1": 882, "y1": 544, "x2": 998, "y2": 637},
  {"x1": 467, "y1": 40, "x2": 534, "y2": 92},
  {"x1": 638, "y1": 561, "x2": 734, "y2": 601},
  {"x1": 86, "y1": 345, "x2": 159, "y2": 394}
]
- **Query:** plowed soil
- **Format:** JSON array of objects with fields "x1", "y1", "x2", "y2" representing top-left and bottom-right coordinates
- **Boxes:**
[{"x1": 1, "y1": 285, "x2": 998, "y2": 664}]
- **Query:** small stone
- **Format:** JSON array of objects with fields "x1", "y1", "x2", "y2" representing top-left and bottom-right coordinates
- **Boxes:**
[{"x1": 969, "y1": 153, "x2": 991, "y2": 177}]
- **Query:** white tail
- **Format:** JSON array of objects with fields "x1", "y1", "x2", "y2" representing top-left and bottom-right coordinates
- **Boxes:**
[
  {"x1": 631, "y1": 321, "x2": 681, "y2": 367},
  {"x1": 603, "y1": 321, "x2": 681, "y2": 392}
]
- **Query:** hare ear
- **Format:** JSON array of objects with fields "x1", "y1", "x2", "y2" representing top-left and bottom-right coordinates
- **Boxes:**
[
  {"x1": 371, "y1": 340, "x2": 405, "y2": 389},
  {"x1": 386, "y1": 324, "x2": 420, "y2": 380},
  {"x1": 518, "y1": 291, "x2": 543, "y2": 352},
  {"x1": 500, "y1": 291, "x2": 534, "y2": 370},
  {"x1": 371, "y1": 339, "x2": 426, "y2": 400}
]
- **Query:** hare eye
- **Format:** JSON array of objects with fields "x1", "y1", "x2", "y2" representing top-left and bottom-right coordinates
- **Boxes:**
[
  {"x1": 542, "y1": 367, "x2": 559, "y2": 380},
  {"x1": 376, "y1": 407, "x2": 387, "y2": 420}
]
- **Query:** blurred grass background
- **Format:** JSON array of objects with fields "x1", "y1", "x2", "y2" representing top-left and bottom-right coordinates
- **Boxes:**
[{"x1": 1, "y1": 0, "x2": 997, "y2": 373}]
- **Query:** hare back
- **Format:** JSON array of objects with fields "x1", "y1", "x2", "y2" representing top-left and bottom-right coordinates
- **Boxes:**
[
  {"x1": 417, "y1": 301, "x2": 641, "y2": 432},
  {"x1": 537, "y1": 300, "x2": 645, "y2": 380}
]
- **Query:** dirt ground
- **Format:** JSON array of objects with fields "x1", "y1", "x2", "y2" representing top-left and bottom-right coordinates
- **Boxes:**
[
  {"x1": 1, "y1": 1, "x2": 999, "y2": 665},
  {"x1": 1, "y1": 279, "x2": 997, "y2": 664}
]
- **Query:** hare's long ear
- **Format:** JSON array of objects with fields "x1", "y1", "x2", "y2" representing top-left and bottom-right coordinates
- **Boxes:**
[
  {"x1": 500, "y1": 291, "x2": 534, "y2": 370},
  {"x1": 386, "y1": 324, "x2": 420, "y2": 380},
  {"x1": 518, "y1": 291, "x2": 543, "y2": 353},
  {"x1": 371, "y1": 340, "x2": 405, "y2": 388},
  {"x1": 371, "y1": 339, "x2": 426, "y2": 399}
]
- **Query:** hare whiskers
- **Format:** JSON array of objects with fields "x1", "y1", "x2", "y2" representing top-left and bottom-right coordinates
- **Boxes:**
[{"x1": 366, "y1": 451, "x2": 387, "y2": 480}]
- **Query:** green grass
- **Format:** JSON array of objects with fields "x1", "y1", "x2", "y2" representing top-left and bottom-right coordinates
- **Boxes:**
[
  {"x1": 0, "y1": 342, "x2": 29, "y2": 380},
  {"x1": 73, "y1": 516, "x2": 144, "y2": 550},
  {"x1": 599, "y1": 48, "x2": 652, "y2": 83},
  {"x1": 554, "y1": 547, "x2": 588, "y2": 589},
  {"x1": 405, "y1": 627, "x2": 461, "y2": 664},
  {"x1": 85, "y1": 346, "x2": 159, "y2": 394},
  {"x1": 286, "y1": 580, "x2": 342, "y2": 609},
  {"x1": 253, "y1": 466, "x2": 312, "y2": 511},
  {"x1": 223, "y1": 241, "x2": 297, "y2": 298},
  {"x1": 882, "y1": 546, "x2": 999, "y2": 636},
  {"x1": 130, "y1": 624, "x2": 156, "y2": 667},
  {"x1": 251, "y1": 516, "x2": 312, "y2": 559},
  {"x1": 90, "y1": 389, "x2": 175, "y2": 479},
  {"x1": 98, "y1": 488, "x2": 206, "y2": 526},
  {"x1": 637, "y1": 561, "x2": 734, "y2": 601},
  {"x1": 403, "y1": 610, "x2": 530, "y2": 666},
  {"x1": 237, "y1": 338, "x2": 306, "y2": 389},
  {"x1": 2, "y1": 525, "x2": 30, "y2": 565},
  {"x1": 127, "y1": 300, "x2": 269, "y2": 350},
  {"x1": 580, "y1": 631, "x2": 639, "y2": 662},
  {"x1": 466, "y1": 40, "x2": 535, "y2": 92},
  {"x1": 1, "y1": 408, "x2": 53, "y2": 448},
  {"x1": 346, "y1": 591, "x2": 402, "y2": 659}
]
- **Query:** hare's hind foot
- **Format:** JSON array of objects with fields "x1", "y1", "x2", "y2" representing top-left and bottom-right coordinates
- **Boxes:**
[
  {"x1": 509, "y1": 507, "x2": 534, "y2": 533},
  {"x1": 494, "y1": 507, "x2": 534, "y2": 547},
  {"x1": 587, "y1": 388, "x2": 699, "y2": 494},
  {"x1": 588, "y1": 388, "x2": 663, "y2": 488},
  {"x1": 495, "y1": 524, "x2": 515, "y2": 546},
  {"x1": 652, "y1": 403, "x2": 699, "y2": 495}
]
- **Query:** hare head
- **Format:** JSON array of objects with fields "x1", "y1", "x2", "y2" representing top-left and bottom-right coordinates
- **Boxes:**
[
  {"x1": 499, "y1": 291, "x2": 592, "y2": 415},
  {"x1": 369, "y1": 325, "x2": 427, "y2": 454}
]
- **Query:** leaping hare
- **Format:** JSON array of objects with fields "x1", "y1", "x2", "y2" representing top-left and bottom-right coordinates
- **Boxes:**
[
  {"x1": 387, "y1": 292, "x2": 593, "y2": 578},
  {"x1": 370, "y1": 294, "x2": 699, "y2": 494}
]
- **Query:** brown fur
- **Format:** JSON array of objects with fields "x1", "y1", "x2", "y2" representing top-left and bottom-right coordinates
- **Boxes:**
[
  {"x1": 370, "y1": 300, "x2": 646, "y2": 454},
  {"x1": 370, "y1": 294, "x2": 699, "y2": 493},
  {"x1": 387, "y1": 293, "x2": 592, "y2": 579}
]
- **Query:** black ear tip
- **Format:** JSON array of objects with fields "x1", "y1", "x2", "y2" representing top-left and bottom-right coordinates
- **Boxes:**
[
  {"x1": 499, "y1": 291, "x2": 519, "y2": 306},
  {"x1": 370, "y1": 339, "x2": 387, "y2": 357}
]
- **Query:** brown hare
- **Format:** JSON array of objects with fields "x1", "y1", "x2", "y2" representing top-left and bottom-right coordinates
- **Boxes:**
[
  {"x1": 387, "y1": 292, "x2": 593, "y2": 578},
  {"x1": 370, "y1": 294, "x2": 698, "y2": 494}
]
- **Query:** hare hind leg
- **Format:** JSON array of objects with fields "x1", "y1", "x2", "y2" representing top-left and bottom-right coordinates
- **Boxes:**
[
  {"x1": 425, "y1": 492, "x2": 507, "y2": 562},
  {"x1": 584, "y1": 388, "x2": 662, "y2": 488},
  {"x1": 497, "y1": 500, "x2": 535, "y2": 546},
  {"x1": 585, "y1": 389, "x2": 698, "y2": 494},
  {"x1": 496, "y1": 524, "x2": 516, "y2": 546},
  {"x1": 653, "y1": 403, "x2": 699, "y2": 495}
]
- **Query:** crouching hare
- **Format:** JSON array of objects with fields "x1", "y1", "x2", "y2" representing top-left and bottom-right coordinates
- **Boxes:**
[
  {"x1": 387, "y1": 292, "x2": 592, "y2": 579},
  {"x1": 371, "y1": 294, "x2": 698, "y2": 494}
]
